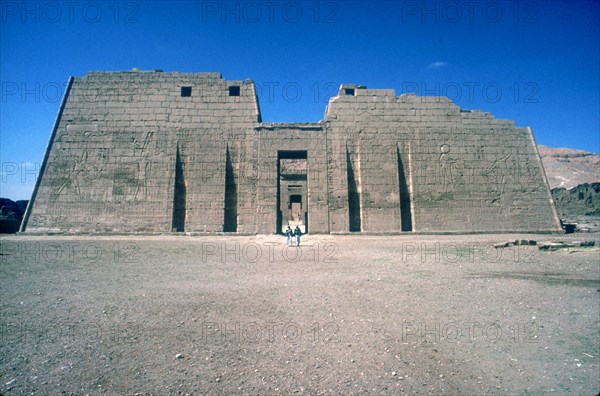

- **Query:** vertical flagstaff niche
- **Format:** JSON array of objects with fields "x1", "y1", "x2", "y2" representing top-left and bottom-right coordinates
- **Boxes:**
[
  {"x1": 346, "y1": 145, "x2": 362, "y2": 232},
  {"x1": 397, "y1": 145, "x2": 413, "y2": 231},
  {"x1": 223, "y1": 145, "x2": 238, "y2": 232},
  {"x1": 172, "y1": 145, "x2": 186, "y2": 232}
]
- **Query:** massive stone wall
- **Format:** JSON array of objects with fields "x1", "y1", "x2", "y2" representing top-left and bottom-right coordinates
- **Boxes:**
[
  {"x1": 22, "y1": 71, "x2": 260, "y2": 232},
  {"x1": 21, "y1": 70, "x2": 561, "y2": 234},
  {"x1": 325, "y1": 86, "x2": 560, "y2": 233}
]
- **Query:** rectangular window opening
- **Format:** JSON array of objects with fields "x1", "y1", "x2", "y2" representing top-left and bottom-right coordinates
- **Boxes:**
[
  {"x1": 181, "y1": 86, "x2": 192, "y2": 97},
  {"x1": 229, "y1": 86, "x2": 241, "y2": 96},
  {"x1": 345, "y1": 88, "x2": 355, "y2": 96}
]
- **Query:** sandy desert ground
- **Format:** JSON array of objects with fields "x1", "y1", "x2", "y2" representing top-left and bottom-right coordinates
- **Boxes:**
[{"x1": 0, "y1": 233, "x2": 599, "y2": 395}]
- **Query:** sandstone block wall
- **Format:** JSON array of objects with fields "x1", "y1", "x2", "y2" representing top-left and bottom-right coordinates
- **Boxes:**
[
  {"x1": 21, "y1": 71, "x2": 561, "y2": 234},
  {"x1": 325, "y1": 86, "x2": 561, "y2": 233},
  {"x1": 22, "y1": 71, "x2": 260, "y2": 232}
]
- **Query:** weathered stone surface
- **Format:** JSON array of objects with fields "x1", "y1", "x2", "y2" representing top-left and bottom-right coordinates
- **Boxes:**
[
  {"x1": 21, "y1": 71, "x2": 562, "y2": 234},
  {"x1": 551, "y1": 183, "x2": 600, "y2": 233},
  {"x1": 552, "y1": 183, "x2": 600, "y2": 217}
]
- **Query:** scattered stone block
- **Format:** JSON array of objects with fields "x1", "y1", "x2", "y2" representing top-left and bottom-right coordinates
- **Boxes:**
[{"x1": 537, "y1": 240, "x2": 595, "y2": 251}]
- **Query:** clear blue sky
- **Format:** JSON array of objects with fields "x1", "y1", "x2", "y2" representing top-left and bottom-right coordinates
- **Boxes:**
[{"x1": 1, "y1": 0, "x2": 599, "y2": 200}]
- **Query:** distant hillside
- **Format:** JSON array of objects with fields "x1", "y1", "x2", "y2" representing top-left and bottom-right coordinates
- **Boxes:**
[
  {"x1": 537, "y1": 145, "x2": 599, "y2": 232},
  {"x1": 538, "y1": 145, "x2": 600, "y2": 189}
]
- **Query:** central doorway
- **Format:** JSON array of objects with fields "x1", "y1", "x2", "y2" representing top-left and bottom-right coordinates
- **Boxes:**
[{"x1": 277, "y1": 151, "x2": 308, "y2": 234}]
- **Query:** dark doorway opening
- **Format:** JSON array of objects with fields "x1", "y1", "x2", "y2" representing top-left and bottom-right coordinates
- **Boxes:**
[
  {"x1": 346, "y1": 146, "x2": 361, "y2": 232},
  {"x1": 223, "y1": 146, "x2": 238, "y2": 232},
  {"x1": 277, "y1": 150, "x2": 308, "y2": 234},
  {"x1": 172, "y1": 146, "x2": 186, "y2": 232},
  {"x1": 397, "y1": 146, "x2": 412, "y2": 231}
]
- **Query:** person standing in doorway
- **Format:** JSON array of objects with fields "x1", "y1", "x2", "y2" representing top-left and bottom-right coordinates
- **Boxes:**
[
  {"x1": 285, "y1": 226, "x2": 293, "y2": 246},
  {"x1": 294, "y1": 225, "x2": 302, "y2": 247}
]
